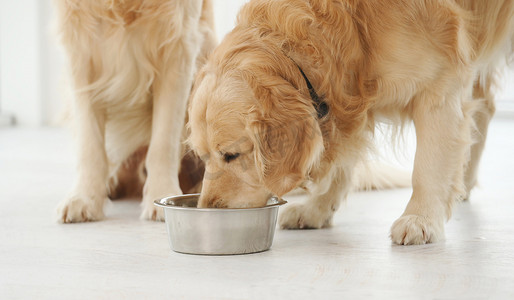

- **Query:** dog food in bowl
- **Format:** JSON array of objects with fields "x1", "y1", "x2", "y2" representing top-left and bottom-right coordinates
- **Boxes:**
[{"x1": 154, "y1": 193, "x2": 287, "y2": 255}]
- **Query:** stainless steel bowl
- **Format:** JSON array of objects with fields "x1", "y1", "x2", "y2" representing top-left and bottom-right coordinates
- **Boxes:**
[{"x1": 154, "y1": 194, "x2": 287, "y2": 255}]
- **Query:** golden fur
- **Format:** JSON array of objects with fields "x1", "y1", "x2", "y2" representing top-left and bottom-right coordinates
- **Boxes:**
[
  {"x1": 55, "y1": 0, "x2": 215, "y2": 222},
  {"x1": 188, "y1": 0, "x2": 514, "y2": 244}
]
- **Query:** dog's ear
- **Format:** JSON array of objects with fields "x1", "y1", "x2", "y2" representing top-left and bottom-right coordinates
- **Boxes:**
[{"x1": 245, "y1": 72, "x2": 324, "y2": 196}]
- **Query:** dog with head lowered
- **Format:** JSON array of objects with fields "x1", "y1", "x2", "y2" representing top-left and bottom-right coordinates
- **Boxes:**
[{"x1": 188, "y1": 0, "x2": 514, "y2": 245}]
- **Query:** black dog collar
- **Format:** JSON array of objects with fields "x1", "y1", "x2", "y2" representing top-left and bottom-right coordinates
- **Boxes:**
[{"x1": 295, "y1": 65, "x2": 329, "y2": 119}]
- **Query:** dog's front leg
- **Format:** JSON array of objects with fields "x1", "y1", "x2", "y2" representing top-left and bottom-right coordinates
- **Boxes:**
[
  {"x1": 57, "y1": 94, "x2": 109, "y2": 223},
  {"x1": 390, "y1": 89, "x2": 472, "y2": 245},
  {"x1": 140, "y1": 66, "x2": 194, "y2": 221}
]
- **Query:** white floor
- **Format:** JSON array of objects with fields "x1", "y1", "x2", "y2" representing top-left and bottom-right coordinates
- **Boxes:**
[{"x1": 1, "y1": 119, "x2": 514, "y2": 299}]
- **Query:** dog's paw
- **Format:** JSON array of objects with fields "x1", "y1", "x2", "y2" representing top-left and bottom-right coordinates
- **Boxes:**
[
  {"x1": 140, "y1": 201, "x2": 165, "y2": 221},
  {"x1": 140, "y1": 177, "x2": 182, "y2": 221},
  {"x1": 56, "y1": 195, "x2": 107, "y2": 223},
  {"x1": 279, "y1": 202, "x2": 331, "y2": 229},
  {"x1": 390, "y1": 214, "x2": 444, "y2": 245}
]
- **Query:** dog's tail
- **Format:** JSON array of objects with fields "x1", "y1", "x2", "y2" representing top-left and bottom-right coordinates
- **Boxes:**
[{"x1": 351, "y1": 161, "x2": 411, "y2": 191}]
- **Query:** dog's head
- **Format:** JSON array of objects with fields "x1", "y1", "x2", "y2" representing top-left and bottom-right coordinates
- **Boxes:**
[{"x1": 188, "y1": 53, "x2": 324, "y2": 208}]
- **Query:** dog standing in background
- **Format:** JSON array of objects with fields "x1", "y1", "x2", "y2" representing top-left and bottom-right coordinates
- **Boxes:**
[{"x1": 55, "y1": 0, "x2": 215, "y2": 222}]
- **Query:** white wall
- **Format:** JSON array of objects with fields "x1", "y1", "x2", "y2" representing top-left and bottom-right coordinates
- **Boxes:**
[
  {"x1": 39, "y1": 0, "x2": 68, "y2": 126},
  {"x1": 0, "y1": 0, "x2": 512, "y2": 127},
  {"x1": 0, "y1": 0, "x2": 43, "y2": 126},
  {"x1": 212, "y1": 0, "x2": 249, "y2": 41}
]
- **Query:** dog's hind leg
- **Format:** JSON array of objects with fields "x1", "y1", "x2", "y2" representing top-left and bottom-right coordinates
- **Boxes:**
[
  {"x1": 463, "y1": 75, "x2": 496, "y2": 199},
  {"x1": 108, "y1": 146, "x2": 148, "y2": 200},
  {"x1": 279, "y1": 166, "x2": 351, "y2": 229}
]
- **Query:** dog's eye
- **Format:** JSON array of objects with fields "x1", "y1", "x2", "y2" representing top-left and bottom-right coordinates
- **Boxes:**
[{"x1": 223, "y1": 153, "x2": 240, "y2": 163}]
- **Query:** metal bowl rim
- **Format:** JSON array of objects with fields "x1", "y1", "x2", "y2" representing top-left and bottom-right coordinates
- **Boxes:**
[{"x1": 154, "y1": 193, "x2": 287, "y2": 212}]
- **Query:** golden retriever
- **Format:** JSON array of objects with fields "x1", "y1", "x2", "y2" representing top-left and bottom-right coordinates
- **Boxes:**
[
  {"x1": 55, "y1": 0, "x2": 215, "y2": 222},
  {"x1": 188, "y1": 0, "x2": 514, "y2": 244}
]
